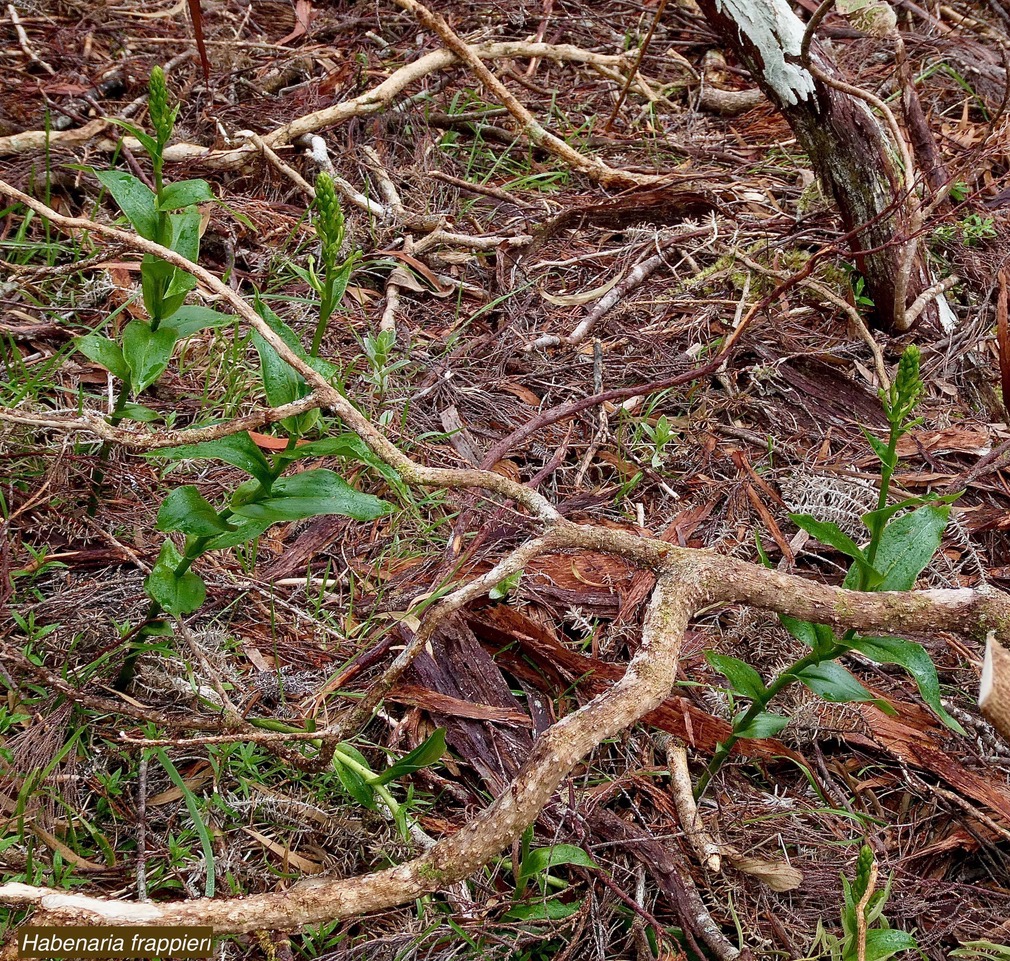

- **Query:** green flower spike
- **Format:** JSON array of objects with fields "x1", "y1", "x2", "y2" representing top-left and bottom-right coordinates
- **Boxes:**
[{"x1": 314, "y1": 172, "x2": 345, "y2": 271}]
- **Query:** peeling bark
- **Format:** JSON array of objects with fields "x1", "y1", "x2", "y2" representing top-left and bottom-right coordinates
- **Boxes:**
[{"x1": 694, "y1": 0, "x2": 941, "y2": 332}]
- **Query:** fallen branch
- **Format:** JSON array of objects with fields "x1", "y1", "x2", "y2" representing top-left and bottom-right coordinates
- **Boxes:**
[
  {"x1": 392, "y1": 0, "x2": 662, "y2": 187},
  {"x1": 2, "y1": 178, "x2": 1008, "y2": 938},
  {"x1": 0, "y1": 42, "x2": 644, "y2": 179},
  {"x1": 527, "y1": 230, "x2": 686, "y2": 349},
  {"x1": 1, "y1": 553, "x2": 1006, "y2": 931}
]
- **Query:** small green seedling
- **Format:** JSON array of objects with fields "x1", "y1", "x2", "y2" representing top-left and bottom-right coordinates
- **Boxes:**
[
  {"x1": 932, "y1": 213, "x2": 997, "y2": 248},
  {"x1": 503, "y1": 827, "x2": 600, "y2": 922},
  {"x1": 697, "y1": 346, "x2": 964, "y2": 797},
  {"x1": 807, "y1": 845, "x2": 920, "y2": 961},
  {"x1": 489, "y1": 570, "x2": 523, "y2": 601},
  {"x1": 640, "y1": 413, "x2": 677, "y2": 469},
  {"x1": 330, "y1": 728, "x2": 446, "y2": 840}
]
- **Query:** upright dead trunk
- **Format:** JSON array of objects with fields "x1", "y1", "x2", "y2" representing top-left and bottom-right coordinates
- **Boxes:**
[{"x1": 694, "y1": 0, "x2": 945, "y2": 332}]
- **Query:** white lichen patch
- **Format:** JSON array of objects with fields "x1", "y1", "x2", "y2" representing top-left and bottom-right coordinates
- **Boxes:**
[{"x1": 717, "y1": 0, "x2": 816, "y2": 105}]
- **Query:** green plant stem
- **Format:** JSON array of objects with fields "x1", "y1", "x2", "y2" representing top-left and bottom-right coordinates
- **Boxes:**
[
  {"x1": 85, "y1": 390, "x2": 132, "y2": 516},
  {"x1": 694, "y1": 641, "x2": 849, "y2": 799},
  {"x1": 332, "y1": 746, "x2": 402, "y2": 817},
  {"x1": 310, "y1": 274, "x2": 336, "y2": 357},
  {"x1": 862, "y1": 419, "x2": 901, "y2": 579}
]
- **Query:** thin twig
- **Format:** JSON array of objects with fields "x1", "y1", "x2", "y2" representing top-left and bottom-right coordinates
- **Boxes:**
[{"x1": 392, "y1": 0, "x2": 662, "y2": 188}]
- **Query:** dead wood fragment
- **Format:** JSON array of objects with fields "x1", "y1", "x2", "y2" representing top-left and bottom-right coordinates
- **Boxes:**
[
  {"x1": 979, "y1": 632, "x2": 1010, "y2": 740},
  {"x1": 998, "y1": 268, "x2": 1010, "y2": 421},
  {"x1": 664, "y1": 738, "x2": 722, "y2": 872},
  {"x1": 590, "y1": 809, "x2": 742, "y2": 961}
]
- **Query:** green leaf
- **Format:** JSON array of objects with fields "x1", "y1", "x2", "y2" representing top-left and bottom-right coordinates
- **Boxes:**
[
  {"x1": 255, "y1": 296, "x2": 309, "y2": 355},
  {"x1": 504, "y1": 898, "x2": 583, "y2": 922},
  {"x1": 153, "y1": 748, "x2": 216, "y2": 898},
  {"x1": 334, "y1": 762, "x2": 376, "y2": 809},
  {"x1": 141, "y1": 254, "x2": 174, "y2": 319},
  {"x1": 333, "y1": 745, "x2": 378, "y2": 810},
  {"x1": 374, "y1": 729, "x2": 446, "y2": 785},
  {"x1": 232, "y1": 468, "x2": 391, "y2": 523},
  {"x1": 250, "y1": 298, "x2": 315, "y2": 431},
  {"x1": 77, "y1": 334, "x2": 130, "y2": 383},
  {"x1": 253, "y1": 330, "x2": 304, "y2": 408},
  {"x1": 859, "y1": 928, "x2": 920, "y2": 961},
  {"x1": 229, "y1": 477, "x2": 265, "y2": 508},
  {"x1": 791, "y1": 513, "x2": 877, "y2": 581},
  {"x1": 157, "y1": 486, "x2": 231, "y2": 536},
  {"x1": 862, "y1": 493, "x2": 961, "y2": 536},
  {"x1": 168, "y1": 210, "x2": 202, "y2": 264},
  {"x1": 779, "y1": 616, "x2": 837, "y2": 654},
  {"x1": 118, "y1": 402, "x2": 160, "y2": 423},
  {"x1": 325, "y1": 256, "x2": 356, "y2": 310},
  {"x1": 122, "y1": 319, "x2": 178, "y2": 393},
  {"x1": 201, "y1": 519, "x2": 272, "y2": 551},
  {"x1": 155, "y1": 432, "x2": 274, "y2": 488},
  {"x1": 158, "y1": 179, "x2": 215, "y2": 210},
  {"x1": 104, "y1": 119, "x2": 161, "y2": 164},
  {"x1": 860, "y1": 426, "x2": 895, "y2": 470},
  {"x1": 780, "y1": 614, "x2": 819, "y2": 648},
  {"x1": 144, "y1": 540, "x2": 206, "y2": 615},
  {"x1": 706, "y1": 652, "x2": 766, "y2": 700},
  {"x1": 790, "y1": 660, "x2": 880, "y2": 704},
  {"x1": 733, "y1": 710, "x2": 790, "y2": 739},
  {"x1": 861, "y1": 505, "x2": 950, "y2": 592},
  {"x1": 336, "y1": 742, "x2": 373, "y2": 772},
  {"x1": 276, "y1": 434, "x2": 373, "y2": 462},
  {"x1": 161, "y1": 305, "x2": 235, "y2": 338},
  {"x1": 861, "y1": 501, "x2": 919, "y2": 531},
  {"x1": 517, "y1": 844, "x2": 599, "y2": 888},
  {"x1": 94, "y1": 169, "x2": 158, "y2": 240},
  {"x1": 848, "y1": 634, "x2": 966, "y2": 734},
  {"x1": 161, "y1": 211, "x2": 201, "y2": 305}
]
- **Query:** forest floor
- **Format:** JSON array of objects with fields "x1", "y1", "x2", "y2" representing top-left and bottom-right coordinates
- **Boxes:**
[{"x1": 2, "y1": 0, "x2": 1010, "y2": 958}]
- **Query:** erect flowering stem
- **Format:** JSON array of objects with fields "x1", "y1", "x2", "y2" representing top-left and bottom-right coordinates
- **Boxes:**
[{"x1": 310, "y1": 172, "x2": 346, "y2": 357}]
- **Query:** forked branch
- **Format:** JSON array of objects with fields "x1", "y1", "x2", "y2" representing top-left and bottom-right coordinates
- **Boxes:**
[{"x1": 1, "y1": 181, "x2": 1008, "y2": 935}]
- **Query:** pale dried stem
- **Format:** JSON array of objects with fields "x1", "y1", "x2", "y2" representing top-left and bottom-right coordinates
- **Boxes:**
[
  {"x1": 527, "y1": 233, "x2": 680, "y2": 350},
  {"x1": 903, "y1": 273, "x2": 960, "y2": 328},
  {"x1": 244, "y1": 132, "x2": 315, "y2": 197},
  {"x1": 8, "y1": 4, "x2": 54, "y2": 74},
  {"x1": 250, "y1": 131, "x2": 388, "y2": 221},
  {"x1": 0, "y1": 43, "x2": 637, "y2": 166},
  {"x1": 1, "y1": 395, "x2": 325, "y2": 449},
  {"x1": 665, "y1": 739, "x2": 722, "y2": 872},
  {"x1": 392, "y1": 0, "x2": 662, "y2": 188}
]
